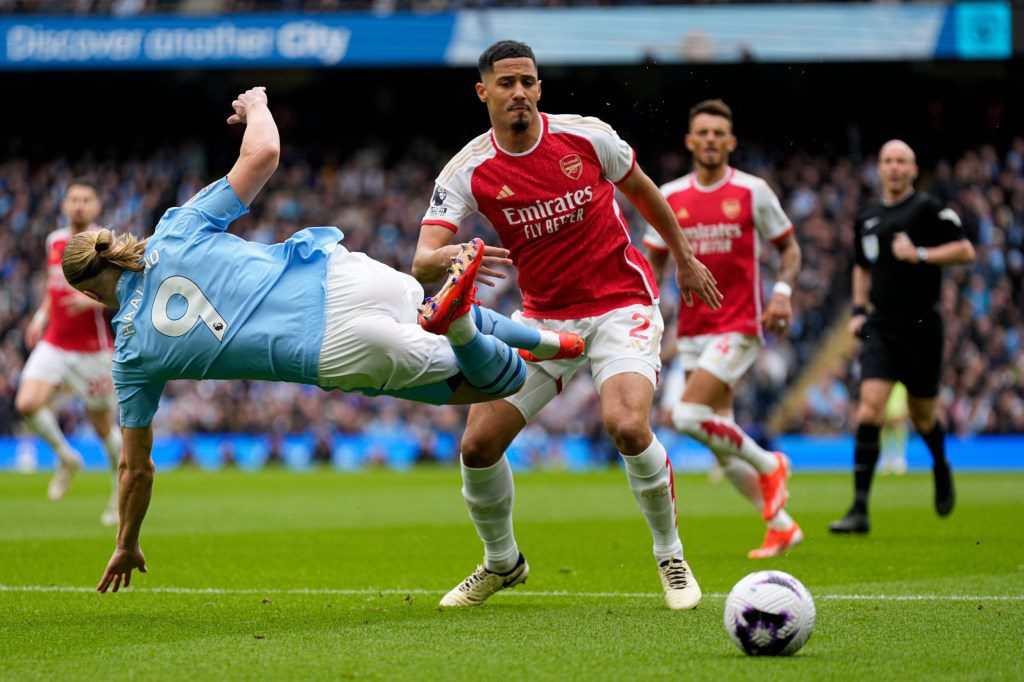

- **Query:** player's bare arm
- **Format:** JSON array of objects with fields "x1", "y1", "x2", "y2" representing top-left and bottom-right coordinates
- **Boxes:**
[
  {"x1": 761, "y1": 232, "x2": 801, "y2": 335},
  {"x1": 225, "y1": 86, "x2": 280, "y2": 206},
  {"x1": 646, "y1": 247, "x2": 670, "y2": 285},
  {"x1": 892, "y1": 233, "x2": 975, "y2": 265},
  {"x1": 25, "y1": 296, "x2": 50, "y2": 349},
  {"x1": 97, "y1": 424, "x2": 154, "y2": 593},
  {"x1": 60, "y1": 291, "x2": 107, "y2": 316},
  {"x1": 412, "y1": 224, "x2": 513, "y2": 287},
  {"x1": 849, "y1": 264, "x2": 871, "y2": 336},
  {"x1": 617, "y1": 165, "x2": 723, "y2": 310}
]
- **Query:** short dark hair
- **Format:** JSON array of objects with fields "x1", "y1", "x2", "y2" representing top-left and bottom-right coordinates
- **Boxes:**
[
  {"x1": 688, "y1": 99, "x2": 733, "y2": 127},
  {"x1": 67, "y1": 177, "x2": 97, "y2": 194},
  {"x1": 478, "y1": 40, "x2": 536, "y2": 78}
]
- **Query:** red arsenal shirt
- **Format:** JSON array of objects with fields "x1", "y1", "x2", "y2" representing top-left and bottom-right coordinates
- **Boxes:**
[
  {"x1": 644, "y1": 168, "x2": 793, "y2": 339},
  {"x1": 42, "y1": 227, "x2": 113, "y2": 352},
  {"x1": 422, "y1": 113, "x2": 658, "y2": 320}
]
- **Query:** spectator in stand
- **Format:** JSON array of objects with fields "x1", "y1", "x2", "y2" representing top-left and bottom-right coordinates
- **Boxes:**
[{"x1": 2, "y1": 138, "x2": 1022, "y2": 460}]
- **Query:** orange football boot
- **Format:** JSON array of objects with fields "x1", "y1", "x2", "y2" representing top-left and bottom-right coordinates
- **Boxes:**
[
  {"x1": 419, "y1": 238, "x2": 483, "y2": 335},
  {"x1": 748, "y1": 523, "x2": 804, "y2": 559},
  {"x1": 758, "y1": 452, "x2": 791, "y2": 521}
]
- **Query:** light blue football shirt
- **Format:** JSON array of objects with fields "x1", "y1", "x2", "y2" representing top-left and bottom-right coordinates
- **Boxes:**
[{"x1": 111, "y1": 177, "x2": 343, "y2": 427}]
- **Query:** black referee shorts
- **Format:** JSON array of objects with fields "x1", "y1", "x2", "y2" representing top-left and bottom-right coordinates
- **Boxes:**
[{"x1": 859, "y1": 311, "x2": 943, "y2": 398}]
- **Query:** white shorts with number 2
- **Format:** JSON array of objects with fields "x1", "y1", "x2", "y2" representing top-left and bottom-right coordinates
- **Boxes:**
[
  {"x1": 504, "y1": 303, "x2": 664, "y2": 422},
  {"x1": 676, "y1": 332, "x2": 762, "y2": 387},
  {"x1": 21, "y1": 340, "x2": 115, "y2": 411}
]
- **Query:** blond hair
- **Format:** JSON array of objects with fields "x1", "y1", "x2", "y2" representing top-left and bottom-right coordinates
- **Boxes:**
[{"x1": 62, "y1": 228, "x2": 147, "y2": 287}]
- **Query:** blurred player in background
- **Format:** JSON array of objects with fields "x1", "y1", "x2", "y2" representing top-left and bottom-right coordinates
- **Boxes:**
[
  {"x1": 880, "y1": 382, "x2": 909, "y2": 476},
  {"x1": 645, "y1": 100, "x2": 801, "y2": 559},
  {"x1": 830, "y1": 140, "x2": 974, "y2": 533},
  {"x1": 414, "y1": 41, "x2": 722, "y2": 610},
  {"x1": 69, "y1": 87, "x2": 582, "y2": 593},
  {"x1": 15, "y1": 181, "x2": 121, "y2": 525}
]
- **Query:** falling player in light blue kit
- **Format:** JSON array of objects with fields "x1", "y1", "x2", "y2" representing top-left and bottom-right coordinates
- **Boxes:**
[{"x1": 59, "y1": 87, "x2": 583, "y2": 593}]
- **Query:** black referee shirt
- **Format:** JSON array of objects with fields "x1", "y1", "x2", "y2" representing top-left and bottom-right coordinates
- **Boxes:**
[{"x1": 853, "y1": 191, "x2": 966, "y2": 317}]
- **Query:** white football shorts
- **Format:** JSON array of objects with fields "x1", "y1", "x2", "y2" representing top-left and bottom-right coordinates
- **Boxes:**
[
  {"x1": 317, "y1": 247, "x2": 459, "y2": 394},
  {"x1": 21, "y1": 340, "x2": 114, "y2": 411},
  {"x1": 675, "y1": 332, "x2": 762, "y2": 387},
  {"x1": 504, "y1": 303, "x2": 664, "y2": 422}
]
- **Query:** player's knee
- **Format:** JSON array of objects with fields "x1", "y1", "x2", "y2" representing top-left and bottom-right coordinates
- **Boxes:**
[
  {"x1": 86, "y1": 412, "x2": 111, "y2": 437},
  {"x1": 671, "y1": 402, "x2": 715, "y2": 437},
  {"x1": 857, "y1": 402, "x2": 885, "y2": 427},
  {"x1": 460, "y1": 411, "x2": 512, "y2": 468},
  {"x1": 460, "y1": 434, "x2": 505, "y2": 469},
  {"x1": 604, "y1": 414, "x2": 653, "y2": 455},
  {"x1": 14, "y1": 393, "x2": 41, "y2": 419}
]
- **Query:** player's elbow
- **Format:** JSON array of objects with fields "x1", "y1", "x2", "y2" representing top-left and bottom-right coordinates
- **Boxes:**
[
  {"x1": 249, "y1": 144, "x2": 280, "y2": 174},
  {"x1": 960, "y1": 241, "x2": 976, "y2": 264}
]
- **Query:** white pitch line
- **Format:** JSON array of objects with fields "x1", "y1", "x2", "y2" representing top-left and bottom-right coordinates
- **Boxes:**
[{"x1": 0, "y1": 585, "x2": 1021, "y2": 601}]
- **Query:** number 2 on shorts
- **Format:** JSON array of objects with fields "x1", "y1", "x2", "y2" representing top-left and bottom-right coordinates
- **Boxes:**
[{"x1": 629, "y1": 313, "x2": 651, "y2": 341}]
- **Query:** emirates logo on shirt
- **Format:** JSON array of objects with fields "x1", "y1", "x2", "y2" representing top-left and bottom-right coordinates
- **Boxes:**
[
  {"x1": 560, "y1": 154, "x2": 583, "y2": 180},
  {"x1": 682, "y1": 222, "x2": 743, "y2": 255},
  {"x1": 501, "y1": 186, "x2": 595, "y2": 240},
  {"x1": 722, "y1": 198, "x2": 742, "y2": 219}
]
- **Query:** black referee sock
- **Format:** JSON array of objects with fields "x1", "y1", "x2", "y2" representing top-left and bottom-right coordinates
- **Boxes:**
[
  {"x1": 852, "y1": 424, "x2": 881, "y2": 514},
  {"x1": 920, "y1": 423, "x2": 948, "y2": 468}
]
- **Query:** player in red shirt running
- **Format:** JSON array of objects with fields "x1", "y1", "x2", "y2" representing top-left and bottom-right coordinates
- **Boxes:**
[
  {"x1": 15, "y1": 181, "x2": 122, "y2": 525},
  {"x1": 413, "y1": 41, "x2": 721, "y2": 610},
  {"x1": 644, "y1": 100, "x2": 802, "y2": 559}
]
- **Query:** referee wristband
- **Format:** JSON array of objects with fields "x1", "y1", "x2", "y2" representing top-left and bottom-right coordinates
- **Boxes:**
[
  {"x1": 772, "y1": 282, "x2": 793, "y2": 298},
  {"x1": 852, "y1": 305, "x2": 869, "y2": 317}
]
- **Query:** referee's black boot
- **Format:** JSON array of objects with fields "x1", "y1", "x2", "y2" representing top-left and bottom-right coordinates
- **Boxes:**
[
  {"x1": 933, "y1": 461, "x2": 955, "y2": 517},
  {"x1": 828, "y1": 508, "x2": 870, "y2": 534}
]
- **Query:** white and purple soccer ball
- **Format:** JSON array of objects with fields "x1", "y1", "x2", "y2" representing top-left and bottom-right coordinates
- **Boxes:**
[{"x1": 724, "y1": 571, "x2": 816, "y2": 656}]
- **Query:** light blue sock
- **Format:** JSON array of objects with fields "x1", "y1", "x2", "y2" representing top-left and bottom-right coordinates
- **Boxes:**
[
  {"x1": 451, "y1": 332, "x2": 526, "y2": 396},
  {"x1": 473, "y1": 305, "x2": 542, "y2": 351}
]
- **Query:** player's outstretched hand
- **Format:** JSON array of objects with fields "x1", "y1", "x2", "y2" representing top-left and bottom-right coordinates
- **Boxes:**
[
  {"x1": 676, "y1": 256, "x2": 723, "y2": 310},
  {"x1": 761, "y1": 292, "x2": 793, "y2": 336},
  {"x1": 227, "y1": 86, "x2": 269, "y2": 125},
  {"x1": 446, "y1": 243, "x2": 514, "y2": 287},
  {"x1": 97, "y1": 546, "x2": 147, "y2": 593}
]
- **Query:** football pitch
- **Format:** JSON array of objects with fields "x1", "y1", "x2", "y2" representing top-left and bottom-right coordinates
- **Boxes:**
[{"x1": 1, "y1": 468, "x2": 1021, "y2": 680}]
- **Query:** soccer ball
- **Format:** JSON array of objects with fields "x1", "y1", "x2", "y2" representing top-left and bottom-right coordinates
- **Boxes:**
[{"x1": 724, "y1": 571, "x2": 816, "y2": 656}]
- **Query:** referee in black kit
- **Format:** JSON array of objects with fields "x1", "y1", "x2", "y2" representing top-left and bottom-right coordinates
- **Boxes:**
[{"x1": 830, "y1": 140, "x2": 975, "y2": 534}]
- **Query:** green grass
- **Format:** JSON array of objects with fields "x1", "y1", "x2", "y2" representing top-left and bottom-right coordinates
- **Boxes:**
[{"x1": 0, "y1": 468, "x2": 1021, "y2": 680}]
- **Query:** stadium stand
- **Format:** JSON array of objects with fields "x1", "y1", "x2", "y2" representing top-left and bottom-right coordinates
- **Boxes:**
[{"x1": 2, "y1": 139, "x2": 1022, "y2": 455}]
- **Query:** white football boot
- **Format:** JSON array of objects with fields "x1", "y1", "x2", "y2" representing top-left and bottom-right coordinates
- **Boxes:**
[
  {"x1": 439, "y1": 553, "x2": 529, "y2": 607},
  {"x1": 658, "y1": 557, "x2": 702, "y2": 611},
  {"x1": 47, "y1": 452, "x2": 82, "y2": 501}
]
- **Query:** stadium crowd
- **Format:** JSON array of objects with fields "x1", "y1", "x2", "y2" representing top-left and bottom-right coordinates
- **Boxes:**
[{"x1": 1, "y1": 138, "x2": 1022, "y2": 458}]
